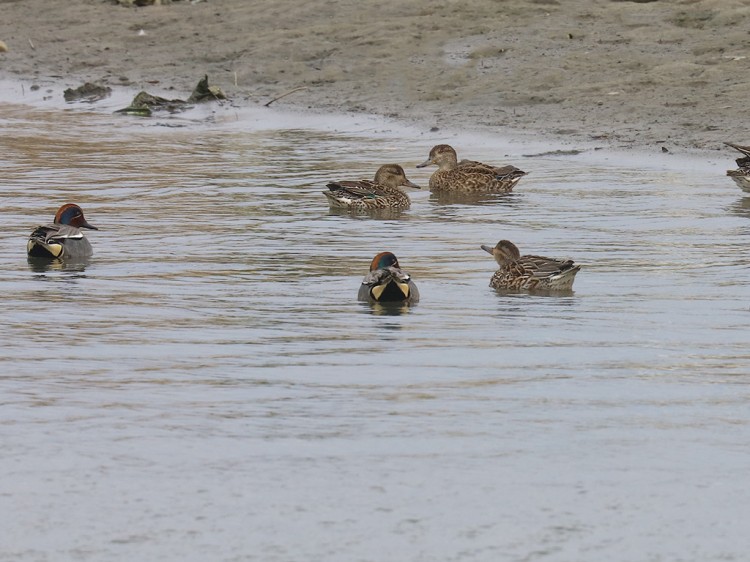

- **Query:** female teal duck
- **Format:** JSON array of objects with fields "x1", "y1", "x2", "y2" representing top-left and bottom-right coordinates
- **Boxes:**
[
  {"x1": 324, "y1": 164, "x2": 420, "y2": 211},
  {"x1": 417, "y1": 144, "x2": 526, "y2": 193},
  {"x1": 725, "y1": 142, "x2": 750, "y2": 191},
  {"x1": 358, "y1": 252, "x2": 419, "y2": 304},
  {"x1": 481, "y1": 240, "x2": 580, "y2": 291},
  {"x1": 27, "y1": 203, "x2": 98, "y2": 259}
]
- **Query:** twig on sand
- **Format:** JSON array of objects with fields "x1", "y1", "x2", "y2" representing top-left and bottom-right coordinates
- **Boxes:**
[
  {"x1": 264, "y1": 87, "x2": 308, "y2": 107},
  {"x1": 28, "y1": 38, "x2": 35, "y2": 50}
]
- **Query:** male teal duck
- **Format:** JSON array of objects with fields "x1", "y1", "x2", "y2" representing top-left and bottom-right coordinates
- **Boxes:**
[
  {"x1": 725, "y1": 142, "x2": 750, "y2": 191},
  {"x1": 358, "y1": 251, "x2": 419, "y2": 304},
  {"x1": 481, "y1": 240, "x2": 580, "y2": 291},
  {"x1": 324, "y1": 164, "x2": 420, "y2": 211},
  {"x1": 417, "y1": 144, "x2": 526, "y2": 192},
  {"x1": 27, "y1": 203, "x2": 98, "y2": 259}
]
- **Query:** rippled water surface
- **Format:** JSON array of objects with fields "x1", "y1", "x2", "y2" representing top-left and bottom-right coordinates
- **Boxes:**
[{"x1": 2, "y1": 86, "x2": 749, "y2": 561}]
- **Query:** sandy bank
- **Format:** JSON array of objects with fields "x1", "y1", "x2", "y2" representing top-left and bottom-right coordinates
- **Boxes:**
[{"x1": 1, "y1": 0, "x2": 748, "y2": 154}]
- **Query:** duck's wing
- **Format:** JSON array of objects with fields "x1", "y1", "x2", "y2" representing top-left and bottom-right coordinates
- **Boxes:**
[
  {"x1": 494, "y1": 255, "x2": 579, "y2": 291},
  {"x1": 458, "y1": 159, "x2": 527, "y2": 179},
  {"x1": 27, "y1": 224, "x2": 86, "y2": 258},
  {"x1": 325, "y1": 179, "x2": 387, "y2": 201},
  {"x1": 30, "y1": 223, "x2": 84, "y2": 243},
  {"x1": 515, "y1": 255, "x2": 578, "y2": 280}
]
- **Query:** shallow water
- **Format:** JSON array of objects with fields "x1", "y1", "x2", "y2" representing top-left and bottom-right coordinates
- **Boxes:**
[{"x1": 1, "y1": 85, "x2": 749, "y2": 561}]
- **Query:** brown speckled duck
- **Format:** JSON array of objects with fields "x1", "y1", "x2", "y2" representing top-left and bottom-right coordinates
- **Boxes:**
[
  {"x1": 358, "y1": 252, "x2": 419, "y2": 304},
  {"x1": 481, "y1": 240, "x2": 580, "y2": 291},
  {"x1": 324, "y1": 164, "x2": 420, "y2": 211},
  {"x1": 724, "y1": 142, "x2": 750, "y2": 191},
  {"x1": 417, "y1": 144, "x2": 526, "y2": 192},
  {"x1": 27, "y1": 203, "x2": 98, "y2": 259}
]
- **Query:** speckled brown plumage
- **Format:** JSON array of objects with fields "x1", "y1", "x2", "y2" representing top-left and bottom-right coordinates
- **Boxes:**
[
  {"x1": 417, "y1": 144, "x2": 526, "y2": 193},
  {"x1": 481, "y1": 240, "x2": 580, "y2": 291},
  {"x1": 324, "y1": 164, "x2": 420, "y2": 210}
]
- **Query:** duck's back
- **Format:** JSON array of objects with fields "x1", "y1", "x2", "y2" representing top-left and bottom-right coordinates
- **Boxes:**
[
  {"x1": 491, "y1": 255, "x2": 580, "y2": 290},
  {"x1": 359, "y1": 266, "x2": 419, "y2": 303},
  {"x1": 27, "y1": 224, "x2": 93, "y2": 259},
  {"x1": 458, "y1": 159, "x2": 525, "y2": 177},
  {"x1": 325, "y1": 180, "x2": 409, "y2": 210},
  {"x1": 431, "y1": 161, "x2": 526, "y2": 192}
]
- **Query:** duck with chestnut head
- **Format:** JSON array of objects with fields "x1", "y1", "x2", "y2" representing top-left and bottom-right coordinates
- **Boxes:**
[
  {"x1": 358, "y1": 252, "x2": 419, "y2": 304},
  {"x1": 27, "y1": 203, "x2": 98, "y2": 259}
]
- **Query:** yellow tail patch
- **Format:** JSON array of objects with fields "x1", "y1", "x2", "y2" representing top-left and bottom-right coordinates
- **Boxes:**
[
  {"x1": 396, "y1": 283, "x2": 410, "y2": 297},
  {"x1": 28, "y1": 241, "x2": 63, "y2": 257},
  {"x1": 371, "y1": 284, "x2": 387, "y2": 300},
  {"x1": 371, "y1": 281, "x2": 410, "y2": 301}
]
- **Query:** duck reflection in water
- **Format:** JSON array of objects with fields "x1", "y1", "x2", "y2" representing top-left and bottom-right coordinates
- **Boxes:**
[
  {"x1": 362, "y1": 302, "x2": 412, "y2": 318},
  {"x1": 428, "y1": 190, "x2": 523, "y2": 207},
  {"x1": 27, "y1": 255, "x2": 91, "y2": 275},
  {"x1": 728, "y1": 195, "x2": 750, "y2": 220}
]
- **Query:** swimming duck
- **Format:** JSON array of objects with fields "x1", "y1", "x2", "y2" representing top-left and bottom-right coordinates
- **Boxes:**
[
  {"x1": 416, "y1": 144, "x2": 526, "y2": 192},
  {"x1": 358, "y1": 252, "x2": 419, "y2": 304},
  {"x1": 27, "y1": 203, "x2": 98, "y2": 259},
  {"x1": 324, "y1": 164, "x2": 420, "y2": 211},
  {"x1": 481, "y1": 240, "x2": 580, "y2": 291},
  {"x1": 724, "y1": 142, "x2": 750, "y2": 191}
]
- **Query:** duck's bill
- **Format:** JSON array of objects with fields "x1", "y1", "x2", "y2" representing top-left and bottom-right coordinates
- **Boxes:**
[
  {"x1": 416, "y1": 159, "x2": 432, "y2": 168},
  {"x1": 403, "y1": 179, "x2": 421, "y2": 189},
  {"x1": 480, "y1": 244, "x2": 494, "y2": 255},
  {"x1": 81, "y1": 220, "x2": 99, "y2": 230}
]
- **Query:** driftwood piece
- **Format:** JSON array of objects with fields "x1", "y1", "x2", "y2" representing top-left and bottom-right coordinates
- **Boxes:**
[{"x1": 264, "y1": 87, "x2": 308, "y2": 107}]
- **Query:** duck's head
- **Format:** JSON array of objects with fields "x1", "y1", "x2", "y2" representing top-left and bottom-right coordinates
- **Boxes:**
[
  {"x1": 373, "y1": 164, "x2": 420, "y2": 189},
  {"x1": 54, "y1": 204, "x2": 98, "y2": 230},
  {"x1": 481, "y1": 240, "x2": 521, "y2": 265},
  {"x1": 417, "y1": 144, "x2": 458, "y2": 170},
  {"x1": 370, "y1": 251, "x2": 400, "y2": 271}
]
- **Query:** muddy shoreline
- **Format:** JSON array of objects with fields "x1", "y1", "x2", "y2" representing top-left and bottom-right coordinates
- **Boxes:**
[{"x1": 1, "y1": 0, "x2": 748, "y2": 155}]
